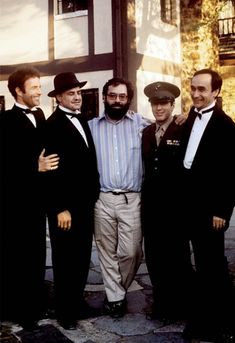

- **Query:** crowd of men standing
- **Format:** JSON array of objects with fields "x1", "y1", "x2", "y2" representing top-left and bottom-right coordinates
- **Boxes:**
[{"x1": 0, "y1": 66, "x2": 235, "y2": 343}]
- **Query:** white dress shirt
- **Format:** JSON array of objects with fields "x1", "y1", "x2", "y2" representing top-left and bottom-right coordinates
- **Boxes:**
[
  {"x1": 15, "y1": 102, "x2": 37, "y2": 127},
  {"x1": 183, "y1": 102, "x2": 215, "y2": 169},
  {"x1": 59, "y1": 105, "x2": 89, "y2": 147}
]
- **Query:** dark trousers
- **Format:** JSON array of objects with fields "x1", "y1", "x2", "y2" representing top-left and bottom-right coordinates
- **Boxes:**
[
  {"x1": 0, "y1": 213, "x2": 46, "y2": 322},
  {"x1": 143, "y1": 208, "x2": 194, "y2": 318},
  {"x1": 189, "y1": 220, "x2": 234, "y2": 331},
  {"x1": 48, "y1": 208, "x2": 94, "y2": 320}
]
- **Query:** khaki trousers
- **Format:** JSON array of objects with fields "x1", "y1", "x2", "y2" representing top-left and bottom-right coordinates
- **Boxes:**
[{"x1": 94, "y1": 192, "x2": 143, "y2": 302}]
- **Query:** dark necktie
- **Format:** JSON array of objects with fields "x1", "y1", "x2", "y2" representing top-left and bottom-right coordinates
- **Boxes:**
[
  {"x1": 155, "y1": 126, "x2": 165, "y2": 146},
  {"x1": 194, "y1": 106, "x2": 215, "y2": 119},
  {"x1": 24, "y1": 108, "x2": 38, "y2": 115},
  {"x1": 23, "y1": 108, "x2": 39, "y2": 127},
  {"x1": 65, "y1": 112, "x2": 81, "y2": 119}
]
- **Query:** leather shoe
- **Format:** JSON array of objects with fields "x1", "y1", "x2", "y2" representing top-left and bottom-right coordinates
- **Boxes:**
[
  {"x1": 103, "y1": 297, "x2": 127, "y2": 318},
  {"x1": 216, "y1": 329, "x2": 235, "y2": 343},
  {"x1": 19, "y1": 320, "x2": 40, "y2": 331},
  {"x1": 58, "y1": 319, "x2": 77, "y2": 330},
  {"x1": 182, "y1": 322, "x2": 221, "y2": 342},
  {"x1": 42, "y1": 308, "x2": 56, "y2": 319}
]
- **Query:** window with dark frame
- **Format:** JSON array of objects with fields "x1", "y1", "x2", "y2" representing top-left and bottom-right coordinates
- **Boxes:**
[
  {"x1": 57, "y1": 0, "x2": 88, "y2": 15},
  {"x1": 160, "y1": 0, "x2": 177, "y2": 25},
  {"x1": 81, "y1": 88, "x2": 99, "y2": 121}
]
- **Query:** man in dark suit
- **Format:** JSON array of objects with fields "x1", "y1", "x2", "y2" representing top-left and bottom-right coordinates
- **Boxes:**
[
  {"x1": 181, "y1": 69, "x2": 235, "y2": 342},
  {"x1": 0, "y1": 67, "x2": 59, "y2": 330},
  {"x1": 45, "y1": 72, "x2": 100, "y2": 330},
  {"x1": 141, "y1": 81, "x2": 193, "y2": 323}
]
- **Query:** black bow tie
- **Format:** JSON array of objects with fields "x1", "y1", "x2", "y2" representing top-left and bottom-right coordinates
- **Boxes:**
[
  {"x1": 65, "y1": 112, "x2": 81, "y2": 119},
  {"x1": 23, "y1": 108, "x2": 38, "y2": 114},
  {"x1": 194, "y1": 106, "x2": 215, "y2": 119}
]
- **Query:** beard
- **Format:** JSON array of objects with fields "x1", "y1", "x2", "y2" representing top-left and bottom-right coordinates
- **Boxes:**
[{"x1": 104, "y1": 101, "x2": 130, "y2": 120}]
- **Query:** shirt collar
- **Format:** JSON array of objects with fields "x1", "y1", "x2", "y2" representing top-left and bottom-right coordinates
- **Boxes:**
[
  {"x1": 15, "y1": 102, "x2": 36, "y2": 111},
  {"x1": 156, "y1": 115, "x2": 173, "y2": 132},
  {"x1": 194, "y1": 101, "x2": 216, "y2": 114},
  {"x1": 59, "y1": 105, "x2": 80, "y2": 115}
]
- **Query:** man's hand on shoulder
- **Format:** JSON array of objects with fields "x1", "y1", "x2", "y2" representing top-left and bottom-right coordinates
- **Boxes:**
[{"x1": 174, "y1": 114, "x2": 187, "y2": 125}]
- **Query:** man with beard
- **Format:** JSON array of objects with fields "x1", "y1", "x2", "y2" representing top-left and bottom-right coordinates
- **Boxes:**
[{"x1": 88, "y1": 77, "x2": 151, "y2": 318}]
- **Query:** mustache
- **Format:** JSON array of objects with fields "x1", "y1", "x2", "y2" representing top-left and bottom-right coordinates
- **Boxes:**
[
  {"x1": 104, "y1": 101, "x2": 130, "y2": 119},
  {"x1": 110, "y1": 103, "x2": 123, "y2": 108}
]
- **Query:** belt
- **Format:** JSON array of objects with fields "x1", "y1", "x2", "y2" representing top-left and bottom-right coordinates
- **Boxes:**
[{"x1": 106, "y1": 190, "x2": 136, "y2": 204}]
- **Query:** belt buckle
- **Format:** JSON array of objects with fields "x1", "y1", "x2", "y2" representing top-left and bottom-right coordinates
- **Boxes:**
[
  {"x1": 111, "y1": 190, "x2": 128, "y2": 204},
  {"x1": 112, "y1": 189, "x2": 125, "y2": 195}
]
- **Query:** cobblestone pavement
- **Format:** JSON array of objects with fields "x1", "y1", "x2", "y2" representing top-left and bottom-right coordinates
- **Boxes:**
[{"x1": 1, "y1": 209, "x2": 235, "y2": 343}]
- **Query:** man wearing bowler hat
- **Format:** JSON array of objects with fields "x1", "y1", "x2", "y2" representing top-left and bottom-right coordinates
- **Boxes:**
[
  {"x1": 44, "y1": 72, "x2": 100, "y2": 330},
  {"x1": 141, "y1": 81, "x2": 194, "y2": 322}
]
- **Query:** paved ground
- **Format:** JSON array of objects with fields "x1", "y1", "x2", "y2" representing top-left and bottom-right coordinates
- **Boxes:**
[{"x1": 1, "y1": 209, "x2": 235, "y2": 343}]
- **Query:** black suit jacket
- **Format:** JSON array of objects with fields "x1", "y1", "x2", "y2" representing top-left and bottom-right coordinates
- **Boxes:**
[
  {"x1": 182, "y1": 105, "x2": 235, "y2": 222},
  {"x1": 142, "y1": 117, "x2": 184, "y2": 191},
  {"x1": 141, "y1": 116, "x2": 184, "y2": 224},
  {"x1": 44, "y1": 107, "x2": 100, "y2": 215},
  {"x1": 0, "y1": 105, "x2": 46, "y2": 219},
  {"x1": 0, "y1": 105, "x2": 47, "y2": 322}
]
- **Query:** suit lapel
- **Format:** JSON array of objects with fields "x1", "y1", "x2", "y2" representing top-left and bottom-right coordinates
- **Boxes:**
[
  {"x1": 78, "y1": 115, "x2": 96, "y2": 151},
  {"x1": 57, "y1": 108, "x2": 93, "y2": 149}
]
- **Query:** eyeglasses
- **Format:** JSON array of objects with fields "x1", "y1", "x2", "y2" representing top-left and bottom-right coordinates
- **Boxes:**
[{"x1": 107, "y1": 93, "x2": 128, "y2": 101}]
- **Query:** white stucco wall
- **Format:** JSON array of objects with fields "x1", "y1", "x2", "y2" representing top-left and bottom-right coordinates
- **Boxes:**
[
  {"x1": 135, "y1": 0, "x2": 181, "y2": 64},
  {"x1": 93, "y1": 0, "x2": 113, "y2": 54},
  {"x1": 54, "y1": 14, "x2": 89, "y2": 59},
  {"x1": 0, "y1": 0, "x2": 49, "y2": 65}
]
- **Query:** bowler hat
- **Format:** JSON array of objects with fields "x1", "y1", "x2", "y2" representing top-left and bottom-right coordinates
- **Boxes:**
[
  {"x1": 144, "y1": 81, "x2": 180, "y2": 103},
  {"x1": 48, "y1": 72, "x2": 87, "y2": 97}
]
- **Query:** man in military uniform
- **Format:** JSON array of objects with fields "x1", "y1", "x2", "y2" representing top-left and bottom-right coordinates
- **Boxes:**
[{"x1": 141, "y1": 81, "x2": 194, "y2": 322}]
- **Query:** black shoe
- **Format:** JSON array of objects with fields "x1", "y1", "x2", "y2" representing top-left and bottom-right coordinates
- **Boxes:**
[
  {"x1": 103, "y1": 297, "x2": 127, "y2": 318},
  {"x1": 19, "y1": 320, "x2": 40, "y2": 331},
  {"x1": 146, "y1": 310, "x2": 173, "y2": 324},
  {"x1": 77, "y1": 302, "x2": 102, "y2": 320},
  {"x1": 145, "y1": 303, "x2": 177, "y2": 324},
  {"x1": 215, "y1": 328, "x2": 235, "y2": 343},
  {"x1": 58, "y1": 319, "x2": 77, "y2": 330},
  {"x1": 182, "y1": 322, "x2": 220, "y2": 342},
  {"x1": 42, "y1": 308, "x2": 56, "y2": 319}
]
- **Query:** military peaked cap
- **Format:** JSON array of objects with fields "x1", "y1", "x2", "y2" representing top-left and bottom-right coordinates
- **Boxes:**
[{"x1": 144, "y1": 81, "x2": 180, "y2": 103}]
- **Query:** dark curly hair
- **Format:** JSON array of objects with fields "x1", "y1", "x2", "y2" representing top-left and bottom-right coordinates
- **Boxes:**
[{"x1": 102, "y1": 77, "x2": 134, "y2": 102}]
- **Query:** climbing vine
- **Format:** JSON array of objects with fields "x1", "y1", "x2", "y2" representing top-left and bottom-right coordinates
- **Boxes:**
[{"x1": 180, "y1": 0, "x2": 227, "y2": 115}]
